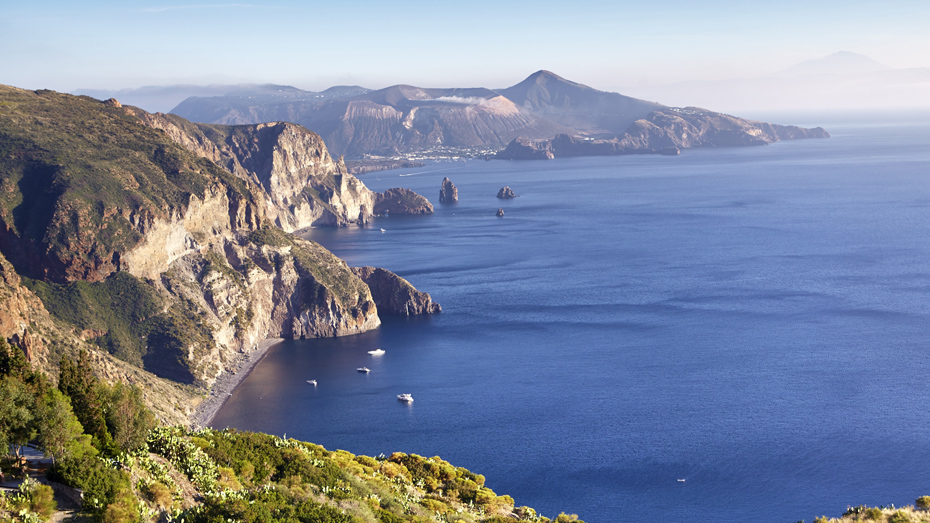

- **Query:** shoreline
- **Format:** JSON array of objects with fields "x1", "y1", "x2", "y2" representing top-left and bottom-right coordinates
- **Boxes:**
[{"x1": 190, "y1": 338, "x2": 284, "y2": 428}]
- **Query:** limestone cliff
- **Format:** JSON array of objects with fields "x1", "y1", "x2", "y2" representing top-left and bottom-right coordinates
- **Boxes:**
[
  {"x1": 352, "y1": 266, "x2": 441, "y2": 315},
  {"x1": 129, "y1": 111, "x2": 376, "y2": 231},
  {"x1": 0, "y1": 86, "x2": 383, "y2": 402}
]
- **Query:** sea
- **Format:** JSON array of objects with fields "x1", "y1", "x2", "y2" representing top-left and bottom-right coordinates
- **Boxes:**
[{"x1": 212, "y1": 111, "x2": 930, "y2": 523}]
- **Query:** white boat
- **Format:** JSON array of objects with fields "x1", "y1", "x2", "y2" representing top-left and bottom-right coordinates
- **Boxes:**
[
  {"x1": 397, "y1": 393, "x2": 413, "y2": 402},
  {"x1": 306, "y1": 380, "x2": 317, "y2": 386},
  {"x1": 357, "y1": 367, "x2": 370, "y2": 373},
  {"x1": 380, "y1": 228, "x2": 386, "y2": 233},
  {"x1": 677, "y1": 479, "x2": 686, "y2": 483},
  {"x1": 367, "y1": 348, "x2": 385, "y2": 355}
]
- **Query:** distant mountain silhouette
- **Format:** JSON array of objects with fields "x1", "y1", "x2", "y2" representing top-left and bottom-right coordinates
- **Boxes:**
[{"x1": 781, "y1": 51, "x2": 890, "y2": 76}]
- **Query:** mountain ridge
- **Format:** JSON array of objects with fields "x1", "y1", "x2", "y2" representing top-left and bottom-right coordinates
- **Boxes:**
[{"x1": 167, "y1": 71, "x2": 825, "y2": 159}]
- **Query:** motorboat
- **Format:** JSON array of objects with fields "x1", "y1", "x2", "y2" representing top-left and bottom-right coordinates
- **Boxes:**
[
  {"x1": 306, "y1": 380, "x2": 317, "y2": 386},
  {"x1": 357, "y1": 367, "x2": 370, "y2": 373},
  {"x1": 367, "y1": 348, "x2": 385, "y2": 355},
  {"x1": 397, "y1": 393, "x2": 413, "y2": 402}
]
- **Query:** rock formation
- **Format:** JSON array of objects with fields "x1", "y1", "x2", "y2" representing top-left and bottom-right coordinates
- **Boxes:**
[
  {"x1": 351, "y1": 267, "x2": 441, "y2": 315},
  {"x1": 495, "y1": 138, "x2": 554, "y2": 160},
  {"x1": 129, "y1": 111, "x2": 376, "y2": 231},
  {"x1": 374, "y1": 188, "x2": 434, "y2": 215},
  {"x1": 496, "y1": 208, "x2": 505, "y2": 217},
  {"x1": 497, "y1": 186, "x2": 517, "y2": 199},
  {"x1": 440, "y1": 177, "x2": 458, "y2": 203}
]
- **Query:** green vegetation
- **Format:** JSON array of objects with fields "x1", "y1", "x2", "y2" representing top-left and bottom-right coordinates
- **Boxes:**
[
  {"x1": 24, "y1": 272, "x2": 213, "y2": 382},
  {"x1": 1, "y1": 338, "x2": 583, "y2": 523},
  {"x1": 0, "y1": 86, "x2": 259, "y2": 282}
]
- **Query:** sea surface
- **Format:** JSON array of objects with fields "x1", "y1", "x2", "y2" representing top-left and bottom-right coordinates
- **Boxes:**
[{"x1": 213, "y1": 114, "x2": 930, "y2": 522}]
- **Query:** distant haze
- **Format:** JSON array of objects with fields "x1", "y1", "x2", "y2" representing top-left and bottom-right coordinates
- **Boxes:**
[
  {"x1": 612, "y1": 52, "x2": 930, "y2": 114},
  {"x1": 3, "y1": 1, "x2": 929, "y2": 112}
]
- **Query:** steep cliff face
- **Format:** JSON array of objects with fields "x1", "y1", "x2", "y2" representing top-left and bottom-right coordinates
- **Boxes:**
[
  {"x1": 0, "y1": 86, "x2": 384, "y2": 398},
  {"x1": 351, "y1": 266, "x2": 441, "y2": 315},
  {"x1": 130, "y1": 111, "x2": 376, "y2": 231}
]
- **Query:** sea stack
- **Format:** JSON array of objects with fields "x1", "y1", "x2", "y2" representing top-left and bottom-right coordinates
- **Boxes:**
[
  {"x1": 440, "y1": 177, "x2": 458, "y2": 203},
  {"x1": 496, "y1": 208, "x2": 505, "y2": 217},
  {"x1": 497, "y1": 186, "x2": 516, "y2": 199}
]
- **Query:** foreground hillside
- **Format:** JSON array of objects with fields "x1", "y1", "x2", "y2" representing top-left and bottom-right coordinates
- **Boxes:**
[{"x1": 0, "y1": 342, "x2": 582, "y2": 523}]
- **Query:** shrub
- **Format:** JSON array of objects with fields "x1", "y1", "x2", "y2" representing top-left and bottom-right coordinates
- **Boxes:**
[
  {"x1": 864, "y1": 507, "x2": 885, "y2": 520},
  {"x1": 889, "y1": 510, "x2": 912, "y2": 523},
  {"x1": 917, "y1": 496, "x2": 930, "y2": 510},
  {"x1": 142, "y1": 480, "x2": 174, "y2": 510}
]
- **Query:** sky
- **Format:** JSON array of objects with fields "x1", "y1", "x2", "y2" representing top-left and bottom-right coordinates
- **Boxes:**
[{"x1": 2, "y1": 0, "x2": 929, "y2": 110}]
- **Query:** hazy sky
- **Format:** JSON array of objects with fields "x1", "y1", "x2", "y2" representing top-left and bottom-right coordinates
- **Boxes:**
[{"x1": 3, "y1": 0, "x2": 929, "y2": 93}]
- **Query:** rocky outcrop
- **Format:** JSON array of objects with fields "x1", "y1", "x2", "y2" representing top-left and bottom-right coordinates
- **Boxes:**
[
  {"x1": 497, "y1": 186, "x2": 516, "y2": 199},
  {"x1": 440, "y1": 177, "x2": 458, "y2": 203},
  {"x1": 351, "y1": 266, "x2": 441, "y2": 315},
  {"x1": 496, "y1": 108, "x2": 829, "y2": 160},
  {"x1": 130, "y1": 111, "x2": 376, "y2": 231},
  {"x1": 495, "y1": 138, "x2": 554, "y2": 160},
  {"x1": 374, "y1": 188, "x2": 434, "y2": 215}
]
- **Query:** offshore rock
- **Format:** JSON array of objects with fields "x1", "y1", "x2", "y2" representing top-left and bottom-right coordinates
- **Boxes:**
[
  {"x1": 374, "y1": 188, "x2": 434, "y2": 215},
  {"x1": 497, "y1": 186, "x2": 517, "y2": 199},
  {"x1": 439, "y1": 177, "x2": 458, "y2": 203},
  {"x1": 496, "y1": 208, "x2": 505, "y2": 217},
  {"x1": 351, "y1": 266, "x2": 441, "y2": 315}
]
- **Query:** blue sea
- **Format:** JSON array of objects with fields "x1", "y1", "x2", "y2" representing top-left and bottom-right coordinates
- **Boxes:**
[{"x1": 212, "y1": 113, "x2": 930, "y2": 522}]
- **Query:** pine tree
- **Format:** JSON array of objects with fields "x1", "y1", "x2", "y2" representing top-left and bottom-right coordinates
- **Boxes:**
[{"x1": 58, "y1": 350, "x2": 114, "y2": 453}]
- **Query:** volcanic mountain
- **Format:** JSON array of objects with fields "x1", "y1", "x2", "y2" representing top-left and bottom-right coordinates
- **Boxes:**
[{"x1": 169, "y1": 71, "x2": 827, "y2": 159}]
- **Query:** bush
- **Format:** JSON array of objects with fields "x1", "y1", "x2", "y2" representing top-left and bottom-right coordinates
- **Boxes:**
[
  {"x1": 48, "y1": 456, "x2": 129, "y2": 514},
  {"x1": 142, "y1": 480, "x2": 174, "y2": 510},
  {"x1": 917, "y1": 496, "x2": 930, "y2": 510},
  {"x1": 889, "y1": 510, "x2": 912, "y2": 523}
]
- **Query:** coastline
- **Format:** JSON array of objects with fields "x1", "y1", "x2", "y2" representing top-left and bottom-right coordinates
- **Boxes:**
[{"x1": 190, "y1": 338, "x2": 283, "y2": 428}]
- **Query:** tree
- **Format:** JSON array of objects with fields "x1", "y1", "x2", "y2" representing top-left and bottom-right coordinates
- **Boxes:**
[
  {"x1": 104, "y1": 382, "x2": 156, "y2": 452},
  {"x1": 37, "y1": 388, "x2": 97, "y2": 463},
  {"x1": 59, "y1": 350, "x2": 113, "y2": 452},
  {"x1": 0, "y1": 375, "x2": 36, "y2": 457},
  {"x1": 0, "y1": 337, "x2": 29, "y2": 378}
]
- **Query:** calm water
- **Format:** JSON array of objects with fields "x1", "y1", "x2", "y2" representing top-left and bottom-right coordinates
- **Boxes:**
[{"x1": 213, "y1": 116, "x2": 930, "y2": 522}]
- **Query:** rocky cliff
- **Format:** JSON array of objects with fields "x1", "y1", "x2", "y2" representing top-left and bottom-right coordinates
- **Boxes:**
[
  {"x1": 351, "y1": 266, "x2": 441, "y2": 315},
  {"x1": 374, "y1": 188, "x2": 434, "y2": 215},
  {"x1": 0, "y1": 86, "x2": 406, "y2": 419},
  {"x1": 129, "y1": 111, "x2": 376, "y2": 230}
]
